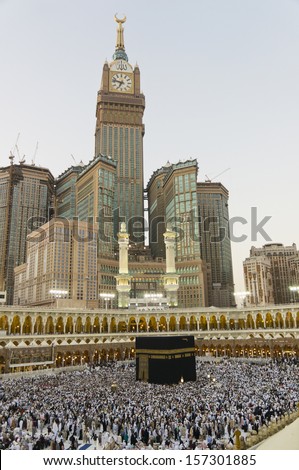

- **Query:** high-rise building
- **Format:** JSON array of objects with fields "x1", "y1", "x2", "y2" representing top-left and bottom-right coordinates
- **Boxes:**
[
  {"x1": 14, "y1": 218, "x2": 98, "y2": 308},
  {"x1": 197, "y1": 182, "x2": 235, "y2": 307},
  {"x1": 95, "y1": 16, "x2": 145, "y2": 240},
  {"x1": 55, "y1": 164, "x2": 85, "y2": 219},
  {"x1": 0, "y1": 161, "x2": 54, "y2": 304},
  {"x1": 243, "y1": 255, "x2": 274, "y2": 306},
  {"x1": 247, "y1": 243, "x2": 298, "y2": 304},
  {"x1": 9, "y1": 16, "x2": 236, "y2": 311},
  {"x1": 75, "y1": 154, "x2": 117, "y2": 258},
  {"x1": 147, "y1": 159, "x2": 208, "y2": 307}
]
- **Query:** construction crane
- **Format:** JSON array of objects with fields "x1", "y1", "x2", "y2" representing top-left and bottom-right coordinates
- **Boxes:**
[
  {"x1": 205, "y1": 167, "x2": 230, "y2": 183},
  {"x1": 14, "y1": 143, "x2": 26, "y2": 164},
  {"x1": 31, "y1": 142, "x2": 38, "y2": 166},
  {"x1": 9, "y1": 133, "x2": 20, "y2": 164}
]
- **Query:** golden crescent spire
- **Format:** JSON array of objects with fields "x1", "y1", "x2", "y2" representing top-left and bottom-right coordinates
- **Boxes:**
[
  {"x1": 114, "y1": 14, "x2": 126, "y2": 24},
  {"x1": 113, "y1": 14, "x2": 128, "y2": 61}
]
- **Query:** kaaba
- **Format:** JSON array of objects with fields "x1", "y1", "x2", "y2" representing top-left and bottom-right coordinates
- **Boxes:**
[{"x1": 136, "y1": 336, "x2": 196, "y2": 384}]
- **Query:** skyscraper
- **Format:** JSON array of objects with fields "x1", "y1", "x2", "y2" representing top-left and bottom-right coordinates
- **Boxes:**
[
  {"x1": 95, "y1": 16, "x2": 145, "y2": 241},
  {"x1": 197, "y1": 182, "x2": 235, "y2": 307},
  {"x1": 0, "y1": 161, "x2": 54, "y2": 304},
  {"x1": 147, "y1": 159, "x2": 208, "y2": 307}
]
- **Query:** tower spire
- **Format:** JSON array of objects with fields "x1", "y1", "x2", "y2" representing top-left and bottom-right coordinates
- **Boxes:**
[{"x1": 113, "y1": 14, "x2": 128, "y2": 61}]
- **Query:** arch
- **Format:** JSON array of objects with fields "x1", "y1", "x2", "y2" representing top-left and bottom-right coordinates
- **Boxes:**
[
  {"x1": 110, "y1": 317, "x2": 117, "y2": 333},
  {"x1": 92, "y1": 349, "x2": 100, "y2": 364},
  {"x1": 265, "y1": 312, "x2": 274, "y2": 328},
  {"x1": 297, "y1": 312, "x2": 299, "y2": 328},
  {"x1": 246, "y1": 314, "x2": 255, "y2": 329},
  {"x1": 219, "y1": 315, "x2": 227, "y2": 330},
  {"x1": 108, "y1": 348, "x2": 115, "y2": 360},
  {"x1": 223, "y1": 344, "x2": 232, "y2": 356},
  {"x1": 34, "y1": 316, "x2": 43, "y2": 335},
  {"x1": 138, "y1": 316, "x2": 147, "y2": 332},
  {"x1": 0, "y1": 315, "x2": 9, "y2": 333},
  {"x1": 148, "y1": 316, "x2": 157, "y2": 332},
  {"x1": 285, "y1": 311, "x2": 294, "y2": 328},
  {"x1": 22, "y1": 316, "x2": 32, "y2": 335},
  {"x1": 0, "y1": 355, "x2": 5, "y2": 373},
  {"x1": 158, "y1": 316, "x2": 167, "y2": 331},
  {"x1": 102, "y1": 317, "x2": 109, "y2": 333},
  {"x1": 75, "y1": 317, "x2": 83, "y2": 334},
  {"x1": 128, "y1": 317, "x2": 137, "y2": 332},
  {"x1": 82, "y1": 350, "x2": 90, "y2": 364},
  {"x1": 64, "y1": 351, "x2": 72, "y2": 366},
  {"x1": 45, "y1": 316, "x2": 54, "y2": 334},
  {"x1": 65, "y1": 317, "x2": 74, "y2": 334},
  {"x1": 237, "y1": 318, "x2": 245, "y2": 329},
  {"x1": 55, "y1": 351, "x2": 64, "y2": 368},
  {"x1": 11, "y1": 315, "x2": 21, "y2": 334},
  {"x1": 93, "y1": 317, "x2": 100, "y2": 333},
  {"x1": 275, "y1": 312, "x2": 284, "y2": 328},
  {"x1": 123, "y1": 347, "x2": 131, "y2": 359},
  {"x1": 273, "y1": 344, "x2": 282, "y2": 359},
  {"x1": 118, "y1": 320, "x2": 127, "y2": 332},
  {"x1": 85, "y1": 316, "x2": 92, "y2": 333},
  {"x1": 199, "y1": 315, "x2": 207, "y2": 331},
  {"x1": 229, "y1": 319, "x2": 235, "y2": 330},
  {"x1": 100, "y1": 349, "x2": 108, "y2": 362},
  {"x1": 169, "y1": 316, "x2": 176, "y2": 332},
  {"x1": 209, "y1": 315, "x2": 217, "y2": 330},
  {"x1": 201, "y1": 343, "x2": 210, "y2": 356},
  {"x1": 179, "y1": 316, "x2": 187, "y2": 331},
  {"x1": 114, "y1": 348, "x2": 122, "y2": 361},
  {"x1": 73, "y1": 350, "x2": 82, "y2": 365},
  {"x1": 256, "y1": 313, "x2": 264, "y2": 329},
  {"x1": 189, "y1": 315, "x2": 197, "y2": 331},
  {"x1": 56, "y1": 316, "x2": 64, "y2": 334},
  {"x1": 235, "y1": 344, "x2": 242, "y2": 357}
]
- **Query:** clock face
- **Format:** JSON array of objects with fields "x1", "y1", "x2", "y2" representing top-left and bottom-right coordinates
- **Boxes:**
[{"x1": 111, "y1": 73, "x2": 132, "y2": 92}]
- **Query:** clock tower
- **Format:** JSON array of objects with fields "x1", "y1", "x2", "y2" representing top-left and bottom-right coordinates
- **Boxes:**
[{"x1": 95, "y1": 16, "x2": 145, "y2": 242}]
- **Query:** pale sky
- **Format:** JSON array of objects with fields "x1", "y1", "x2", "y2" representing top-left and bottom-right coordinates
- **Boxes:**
[{"x1": 1, "y1": 0, "x2": 299, "y2": 293}]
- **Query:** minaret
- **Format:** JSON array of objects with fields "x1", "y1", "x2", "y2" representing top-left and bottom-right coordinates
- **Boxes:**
[
  {"x1": 115, "y1": 222, "x2": 132, "y2": 308},
  {"x1": 163, "y1": 224, "x2": 179, "y2": 307}
]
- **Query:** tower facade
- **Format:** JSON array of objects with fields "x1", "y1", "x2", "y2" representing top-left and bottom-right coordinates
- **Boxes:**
[
  {"x1": 243, "y1": 255, "x2": 274, "y2": 306},
  {"x1": 248, "y1": 243, "x2": 298, "y2": 304},
  {"x1": 0, "y1": 162, "x2": 54, "y2": 304},
  {"x1": 197, "y1": 182, "x2": 235, "y2": 307},
  {"x1": 147, "y1": 159, "x2": 208, "y2": 307},
  {"x1": 95, "y1": 16, "x2": 145, "y2": 241},
  {"x1": 14, "y1": 218, "x2": 98, "y2": 308}
]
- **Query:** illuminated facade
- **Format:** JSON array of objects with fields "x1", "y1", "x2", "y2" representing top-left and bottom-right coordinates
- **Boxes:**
[{"x1": 0, "y1": 303, "x2": 298, "y2": 373}]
